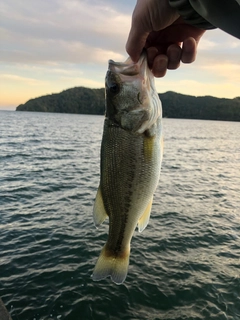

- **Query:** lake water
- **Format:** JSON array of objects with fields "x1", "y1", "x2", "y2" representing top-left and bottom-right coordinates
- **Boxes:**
[{"x1": 0, "y1": 111, "x2": 240, "y2": 320}]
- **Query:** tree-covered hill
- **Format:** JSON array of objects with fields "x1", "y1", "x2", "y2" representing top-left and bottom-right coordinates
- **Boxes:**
[
  {"x1": 16, "y1": 86, "x2": 240, "y2": 121},
  {"x1": 160, "y1": 91, "x2": 240, "y2": 121},
  {"x1": 16, "y1": 87, "x2": 105, "y2": 114}
]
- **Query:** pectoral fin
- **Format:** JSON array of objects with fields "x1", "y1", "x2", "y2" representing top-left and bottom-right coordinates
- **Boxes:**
[
  {"x1": 93, "y1": 186, "x2": 108, "y2": 227},
  {"x1": 138, "y1": 197, "x2": 153, "y2": 232}
]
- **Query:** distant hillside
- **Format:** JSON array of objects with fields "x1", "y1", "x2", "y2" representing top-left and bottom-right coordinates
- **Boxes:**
[
  {"x1": 16, "y1": 87, "x2": 105, "y2": 114},
  {"x1": 16, "y1": 86, "x2": 240, "y2": 121},
  {"x1": 160, "y1": 91, "x2": 240, "y2": 121}
]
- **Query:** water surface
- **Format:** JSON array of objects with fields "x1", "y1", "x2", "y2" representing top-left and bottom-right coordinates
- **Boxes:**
[{"x1": 0, "y1": 111, "x2": 240, "y2": 319}]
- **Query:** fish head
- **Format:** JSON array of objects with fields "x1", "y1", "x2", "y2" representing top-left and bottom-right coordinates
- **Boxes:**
[{"x1": 105, "y1": 52, "x2": 162, "y2": 134}]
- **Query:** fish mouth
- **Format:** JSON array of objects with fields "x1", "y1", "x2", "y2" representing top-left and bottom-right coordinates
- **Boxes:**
[
  {"x1": 107, "y1": 51, "x2": 154, "y2": 95},
  {"x1": 108, "y1": 52, "x2": 148, "y2": 77},
  {"x1": 105, "y1": 52, "x2": 161, "y2": 134}
]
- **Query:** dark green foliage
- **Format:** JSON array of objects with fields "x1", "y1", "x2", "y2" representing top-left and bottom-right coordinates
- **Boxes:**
[
  {"x1": 16, "y1": 87, "x2": 105, "y2": 115},
  {"x1": 159, "y1": 91, "x2": 240, "y2": 121},
  {"x1": 16, "y1": 87, "x2": 240, "y2": 121}
]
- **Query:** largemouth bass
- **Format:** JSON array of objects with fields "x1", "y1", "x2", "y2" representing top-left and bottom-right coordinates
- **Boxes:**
[{"x1": 92, "y1": 53, "x2": 163, "y2": 284}]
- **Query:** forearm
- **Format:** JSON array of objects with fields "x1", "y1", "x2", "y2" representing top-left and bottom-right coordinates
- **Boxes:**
[{"x1": 169, "y1": 0, "x2": 240, "y2": 39}]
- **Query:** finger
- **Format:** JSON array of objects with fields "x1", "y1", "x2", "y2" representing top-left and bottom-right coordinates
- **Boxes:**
[
  {"x1": 125, "y1": 2, "x2": 150, "y2": 63},
  {"x1": 181, "y1": 37, "x2": 197, "y2": 63},
  {"x1": 166, "y1": 44, "x2": 181, "y2": 70},
  {"x1": 147, "y1": 21, "x2": 205, "y2": 48},
  {"x1": 151, "y1": 54, "x2": 168, "y2": 77},
  {"x1": 146, "y1": 47, "x2": 158, "y2": 68}
]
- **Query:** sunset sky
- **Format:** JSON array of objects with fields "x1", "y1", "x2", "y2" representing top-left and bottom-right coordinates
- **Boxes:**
[{"x1": 1, "y1": 0, "x2": 240, "y2": 110}]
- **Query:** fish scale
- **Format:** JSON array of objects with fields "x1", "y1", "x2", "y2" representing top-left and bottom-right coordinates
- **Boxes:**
[{"x1": 92, "y1": 53, "x2": 163, "y2": 284}]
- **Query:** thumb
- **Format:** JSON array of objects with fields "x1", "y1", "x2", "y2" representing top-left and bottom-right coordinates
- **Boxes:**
[
  {"x1": 126, "y1": 0, "x2": 179, "y2": 62},
  {"x1": 126, "y1": 26, "x2": 149, "y2": 62},
  {"x1": 125, "y1": 0, "x2": 152, "y2": 62}
]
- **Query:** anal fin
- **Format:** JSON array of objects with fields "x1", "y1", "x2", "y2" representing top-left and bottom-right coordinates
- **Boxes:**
[
  {"x1": 138, "y1": 196, "x2": 153, "y2": 232},
  {"x1": 93, "y1": 186, "x2": 108, "y2": 227}
]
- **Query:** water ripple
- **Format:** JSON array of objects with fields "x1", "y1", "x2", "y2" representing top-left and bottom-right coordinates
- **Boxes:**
[{"x1": 0, "y1": 113, "x2": 240, "y2": 319}]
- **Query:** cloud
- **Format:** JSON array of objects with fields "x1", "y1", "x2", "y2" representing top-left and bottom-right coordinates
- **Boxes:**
[
  {"x1": 0, "y1": 0, "x2": 131, "y2": 65},
  {"x1": 0, "y1": 0, "x2": 240, "y2": 109},
  {"x1": 0, "y1": 35, "x2": 125, "y2": 65},
  {"x1": 155, "y1": 78, "x2": 240, "y2": 99},
  {"x1": 1, "y1": 1, "x2": 239, "y2": 67},
  {"x1": 0, "y1": 74, "x2": 46, "y2": 86},
  {"x1": 201, "y1": 63, "x2": 240, "y2": 83}
]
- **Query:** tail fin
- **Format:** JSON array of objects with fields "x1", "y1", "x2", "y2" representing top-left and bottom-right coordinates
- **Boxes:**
[{"x1": 92, "y1": 245, "x2": 130, "y2": 285}]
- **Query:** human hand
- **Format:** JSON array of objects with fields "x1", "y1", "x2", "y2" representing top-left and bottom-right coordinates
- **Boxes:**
[{"x1": 126, "y1": 0, "x2": 205, "y2": 77}]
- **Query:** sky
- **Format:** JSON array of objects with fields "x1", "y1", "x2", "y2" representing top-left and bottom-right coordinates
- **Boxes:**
[{"x1": 0, "y1": 0, "x2": 240, "y2": 110}]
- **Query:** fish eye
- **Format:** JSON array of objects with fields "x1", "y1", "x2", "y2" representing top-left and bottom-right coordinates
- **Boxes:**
[{"x1": 109, "y1": 83, "x2": 120, "y2": 94}]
